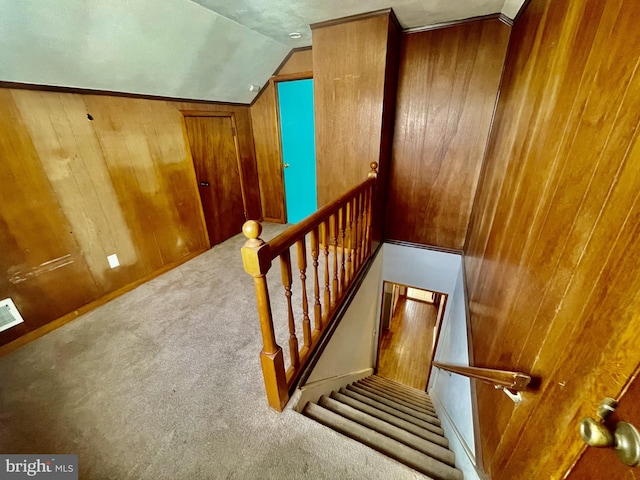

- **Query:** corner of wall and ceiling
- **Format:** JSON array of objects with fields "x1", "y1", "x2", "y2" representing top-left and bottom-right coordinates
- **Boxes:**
[{"x1": 0, "y1": 1, "x2": 528, "y2": 104}]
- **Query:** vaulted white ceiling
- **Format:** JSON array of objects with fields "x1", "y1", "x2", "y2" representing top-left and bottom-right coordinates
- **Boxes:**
[{"x1": 0, "y1": 0, "x2": 524, "y2": 104}]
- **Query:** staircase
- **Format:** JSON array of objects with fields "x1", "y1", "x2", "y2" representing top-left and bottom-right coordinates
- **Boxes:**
[{"x1": 302, "y1": 375, "x2": 463, "y2": 480}]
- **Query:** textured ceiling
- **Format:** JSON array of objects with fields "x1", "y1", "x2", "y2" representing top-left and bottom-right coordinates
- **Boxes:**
[
  {"x1": 193, "y1": 0, "x2": 521, "y2": 47},
  {"x1": 0, "y1": 0, "x2": 525, "y2": 103}
]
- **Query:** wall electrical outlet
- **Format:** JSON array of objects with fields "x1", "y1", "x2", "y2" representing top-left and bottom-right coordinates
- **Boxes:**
[
  {"x1": 107, "y1": 254, "x2": 120, "y2": 268},
  {"x1": 0, "y1": 298, "x2": 24, "y2": 333}
]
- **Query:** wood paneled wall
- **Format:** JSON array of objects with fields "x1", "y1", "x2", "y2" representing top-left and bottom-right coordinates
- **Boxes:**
[
  {"x1": 312, "y1": 11, "x2": 400, "y2": 245},
  {"x1": 386, "y1": 19, "x2": 510, "y2": 250},
  {"x1": 250, "y1": 49, "x2": 313, "y2": 223},
  {"x1": 463, "y1": 1, "x2": 640, "y2": 478},
  {"x1": 277, "y1": 49, "x2": 313, "y2": 76},
  {"x1": 0, "y1": 88, "x2": 259, "y2": 349}
]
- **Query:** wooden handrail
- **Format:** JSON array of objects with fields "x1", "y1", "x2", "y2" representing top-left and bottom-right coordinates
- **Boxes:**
[
  {"x1": 432, "y1": 362, "x2": 531, "y2": 391},
  {"x1": 241, "y1": 162, "x2": 378, "y2": 411},
  {"x1": 268, "y1": 173, "x2": 377, "y2": 259}
]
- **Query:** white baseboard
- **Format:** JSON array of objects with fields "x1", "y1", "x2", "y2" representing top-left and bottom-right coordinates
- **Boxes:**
[{"x1": 431, "y1": 390, "x2": 487, "y2": 480}]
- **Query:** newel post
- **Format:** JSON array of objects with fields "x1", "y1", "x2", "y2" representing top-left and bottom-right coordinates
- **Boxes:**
[
  {"x1": 241, "y1": 220, "x2": 289, "y2": 411},
  {"x1": 368, "y1": 161, "x2": 378, "y2": 179}
]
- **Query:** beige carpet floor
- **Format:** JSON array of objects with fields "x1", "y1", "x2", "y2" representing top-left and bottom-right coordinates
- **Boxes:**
[{"x1": 0, "y1": 223, "x2": 423, "y2": 479}]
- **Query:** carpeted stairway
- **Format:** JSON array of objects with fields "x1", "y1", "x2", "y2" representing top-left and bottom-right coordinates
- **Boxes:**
[{"x1": 303, "y1": 375, "x2": 463, "y2": 480}]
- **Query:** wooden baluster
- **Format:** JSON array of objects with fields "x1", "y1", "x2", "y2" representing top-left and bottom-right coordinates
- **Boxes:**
[
  {"x1": 359, "y1": 189, "x2": 368, "y2": 264},
  {"x1": 365, "y1": 184, "x2": 373, "y2": 257},
  {"x1": 339, "y1": 207, "x2": 346, "y2": 292},
  {"x1": 332, "y1": 213, "x2": 339, "y2": 302},
  {"x1": 279, "y1": 250, "x2": 299, "y2": 368},
  {"x1": 345, "y1": 201, "x2": 353, "y2": 286},
  {"x1": 322, "y1": 221, "x2": 331, "y2": 319},
  {"x1": 297, "y1": 238, "x2": 312, "y2": 348},
  {"x1": 362, "y1": 186, "x2": 371, "y2": 259},
  {"x1": 310, "y1": 227, "x2": 322, "y2": 333},
  {"x1": 356, "y1": 190, "x2": 364, "y2": 267},
  {"x1": 351, "y1": 195, "x2": 359, "y2": 278},
  {"x1": 241, "y1": 220, "x2": 288, "y2": 411},
  {"x1": 355, "y1": 192, "x2": 362, "y2": 271},
  {"x1": 363, "y1": 187, "x2": 369, "y2": 262}
]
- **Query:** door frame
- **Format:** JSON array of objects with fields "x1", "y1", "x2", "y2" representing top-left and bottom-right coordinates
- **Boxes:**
[
  {"x1": 375, "y1": 280, "x2": 448, "y2": 391},
  {"x1": 180, "y1": 111, "x2": 249, "y2": 248},
  {"x1": 271, "y1": 72, "x2": 313, "y2": 224}
]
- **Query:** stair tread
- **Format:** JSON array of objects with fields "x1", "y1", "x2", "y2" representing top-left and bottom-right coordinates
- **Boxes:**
[
  {"x1": 368, "y1": 376, "x2": 435, "y2": 404},
  {"x1": 330, "y1": 391, "x2": 448, "y2": 447},
  {"x1": 369, "y1": 376, "x2": 435, "y2": 404},
  {"x1": 354, "y1": 383, "x2": 437, "y2": 416},
  {"x1": 357, "y1": 379, "x2": 436, "y2": 412},
  {"x1": 320, "y1": 395, "x2": 453, "y2": 461},
  {"x1": 339, "y1": 387, "x2": 445, "y2": 435},
  {"x1": 303, "y1": 402, "x2": 463, "y2": 480},
  {"x1": 362, "y1": 376, "x2": 433, "y2": 408},
  {"x1": 347, "y1": 384, "x2": 441, "y2": 425}
]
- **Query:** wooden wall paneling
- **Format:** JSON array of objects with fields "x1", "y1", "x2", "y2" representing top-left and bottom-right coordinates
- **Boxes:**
[
  {"x1": 466, "y1": 0, "x2": 603, "y2": 464},
  {"x1": 120, "y1": 98, "x2": 208, "y2": 265},
  {"x1": 0, "y1": 86, "x2": 257, "y2": 350},
  {"x1": 462, "y1": 1, "x2": 580, "y2": 456},
  {"x1": 146, "y1": 101, "x2": 211, "y2": 253},
  {"x1": 373, "y1": 14, "x2": 401, "y2": 245},
  {"x1": 82, "y1": 94, "x2": 210, "y2": 284},
  {"x1": 386, "y1": 19, "x2": 510, "y2": 250},
  {"x1": 124, "y1": 99, "x2": 197, "y2": 265},
  {"x1": 312, "y1": 13, "x2": 390, "y2": 208},
  {"x1": 249, "y1": 50, "x2": 314, "y2": 223},
  {"x1": 228, "y1": 107, "x2": 262, "y2": 220},
  {"x1": 0, "y1": 90, "x2": 100, "y2": 345},
  {"x1": 276, "y1": 48, "x2": 313, "y2": 76},
  {"x1": 463, "y1": 0, "x2": 640, "y2": 478},
  {"x1": 84, "y1": 96, "x2": 173, "y2": 274},
  {"x1": 475, "y1": 1, "x2": 616, "y2": 379},
  {"x1": 250, "y1": 84, "x2": 286, "y2": 222},
  {"x1": 11, "y1": 90, "x2": 140, "y2": 292}
]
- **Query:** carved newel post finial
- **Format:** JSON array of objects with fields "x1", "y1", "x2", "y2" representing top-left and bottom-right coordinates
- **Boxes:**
[
  {"x1": 243, "y1": 220, "x2": 264, "y2": 248},
  {"x1": 368, "y1": 162, "x2": 379, "y2": 178},
  {"x1": 242, "y1": 220, "x2": 270, "y2": 278}
]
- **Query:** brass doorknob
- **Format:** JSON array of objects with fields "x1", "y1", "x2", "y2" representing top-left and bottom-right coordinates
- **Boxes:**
[
  {"x1": 580, "y1": 417, "x2": 614, "y2": 447},
  {"x1": 580, "y1": 397, "x2": 640, "y2": 467}
]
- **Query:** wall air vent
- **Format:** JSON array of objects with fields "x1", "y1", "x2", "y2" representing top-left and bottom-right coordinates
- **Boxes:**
[{"x1": 0, "y1": 298, "x2": 24, "y2": 333}]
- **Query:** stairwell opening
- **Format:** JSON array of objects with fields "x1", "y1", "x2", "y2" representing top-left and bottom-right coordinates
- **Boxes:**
[
  {"x1": 291, "y1": 242, "x2": 478, "y2": 479},
  {"x1": 376, "y1": 282, "x2": 448, "y2": 391}
]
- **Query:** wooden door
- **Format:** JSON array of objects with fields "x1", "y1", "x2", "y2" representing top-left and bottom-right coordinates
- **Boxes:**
[
  {"x1": 184, "y1": 115, "x2": 246, "y2": 246},
  {"x1": 568, "y1": 373, "x2": 640, "y2": 478}
]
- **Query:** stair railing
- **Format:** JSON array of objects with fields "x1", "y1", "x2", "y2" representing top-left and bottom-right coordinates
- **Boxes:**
[
  {"x1": 241, "y1": 162, "x2": 378, "y2": 411},
  {"x1": 432, "y1": 362, "x2": 531, "y2": 391}
]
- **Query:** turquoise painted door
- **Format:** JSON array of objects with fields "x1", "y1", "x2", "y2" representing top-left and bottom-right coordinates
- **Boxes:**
[{"x1": 277, "y1": 79, "x2": 317, "y2": 224}]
